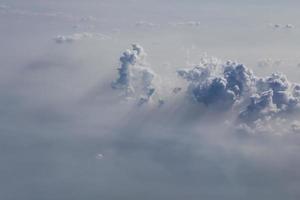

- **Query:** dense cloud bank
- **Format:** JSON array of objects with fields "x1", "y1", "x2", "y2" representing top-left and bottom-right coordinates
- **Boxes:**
[{"x1": 112, "y1": 45, "x2": 300, "y2": 134}]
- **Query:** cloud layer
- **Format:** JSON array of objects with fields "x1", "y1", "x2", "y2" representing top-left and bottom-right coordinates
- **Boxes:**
[{"x1": 2, "y1": 1, "x2": 300, "y2": 199}]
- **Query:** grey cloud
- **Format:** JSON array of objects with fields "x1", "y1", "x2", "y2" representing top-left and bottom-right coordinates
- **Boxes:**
[
  {"x1": 177, "y1": 60, "x2": 255, "y2": 110},
  {"x1": 177, "y1": 59, "x2": 300, "y2": 123}
]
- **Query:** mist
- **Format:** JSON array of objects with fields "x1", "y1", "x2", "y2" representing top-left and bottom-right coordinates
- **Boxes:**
[{"x1": 1, "y1": 0, "x2": 300, "y2": 200}]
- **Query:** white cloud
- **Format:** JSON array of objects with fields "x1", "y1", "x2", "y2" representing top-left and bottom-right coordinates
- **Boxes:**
[
  {"x1": 285, "y1": 24, "x2": 295, "y2": 29},
  {"x1": 291, "y1": 121, "x2": 300, "y2": 133},
  {"x1": 170, "y1": 21, "x2": 201, "y2": 27},
  {"x1": 96, "y1": 153, "x2": 104, "y2": 160},
  {"x1": 54, "y1": 32, "x2": 111, "y2": 44}
]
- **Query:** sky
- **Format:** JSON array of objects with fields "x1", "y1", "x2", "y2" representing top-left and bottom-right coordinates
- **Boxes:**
[{"x1": 1, "y1": 1, "x2": 300, "y2": 200}]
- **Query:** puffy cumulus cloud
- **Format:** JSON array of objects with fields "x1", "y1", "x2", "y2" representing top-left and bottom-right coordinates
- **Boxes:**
[
  {"x1": 240, "y1": 73, "x2": 300, "y2": 123},
  {"x1": 112, "y1": 44, "x2": 159, "y2": 105},
  {"x1": 54, "y1": 32, "x2": 111, "y2": 44},
  {"x1": 178, "y1": 60, "x2": 255, "y2": 110},
  {"x1": 177, "y1": 59, "x2": 300, "y2": 124},
  {"x1": 112, "y1": 45, "x2": 300, "y2": 129}
]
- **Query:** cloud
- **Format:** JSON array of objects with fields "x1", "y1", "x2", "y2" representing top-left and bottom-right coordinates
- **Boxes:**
[
  {"x1": 170, "y1": 21, "x2": 201, "y2": 27},
  {"x1": 178, "y1": 61, "x2": 255, "y2": 110},
  {"x1": 3, "y1": 1, "x2": 300, "y2": 199},
  {"x1": 257, "y1": 58, "x2": 283, "y2": 68},
  {"x1": 54, "y1": 32, "x2": 111, "y2": 44},
  {"x1": 240, "y1": 73, "x2": 299, "y2": 121},
  {"x1": 291, "y1": 121, "x2": 300, "y2": 133},
  {"x1": 111, "y1": 45, "x2": 300, "y2": 128},
  {"x1": 0, "y1": 3, "x2": 99, "y2": 23},
  {"x1": 178, "y1": 58, "x2": 300, "y2": 124},
  {"x1": 112, "y1": 44, "x2": 157, "y2": 105},
  {"x1": 285, "y1": 24, "x2": 295, "y2": 29},
  {"x1": 269, "y1": 23, "x2": 296, "y2": 29},
  {"x1": 135, "y1": 21, "x2": 158, "y2": 28}
]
